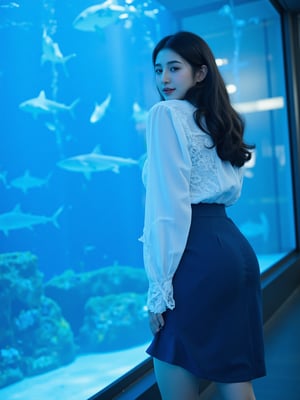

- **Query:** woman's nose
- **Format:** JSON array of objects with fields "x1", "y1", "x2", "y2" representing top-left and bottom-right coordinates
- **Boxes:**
[{"x1": 161, "y1": 70, "x2": 170, "y2": 83}]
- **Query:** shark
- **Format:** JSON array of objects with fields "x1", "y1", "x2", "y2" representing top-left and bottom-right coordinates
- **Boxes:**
[
  {"x1": 41, "y1": 29, "x2": 76, "y2": 75},
  {"x1": 0, "y1": 204, "x2": 63, "y2": 236},
  {"x1": 73, "y1": 0, "x2": 129, "y2": 31},
  {"x1": 239, "y1": 213, "x2": 269, "y2": 242},
  {"x1": 90, "y1": 93, "x2": 112, "y2": 124},
  {"x1": 73, "y1": 0, "x2": 161, "y2": 32},
  {"x1": 0, "y1": 2, "x2": 19, "y2": 8},
  {"x1": 19, "y1": 90, "x2": 80, "y2": 119},
  {"x1": 9, "y1": 170, "x2": 52, "y2": 194},
  {"x1": 57, "y1": 145, "x2": 139, "y2": 179}
]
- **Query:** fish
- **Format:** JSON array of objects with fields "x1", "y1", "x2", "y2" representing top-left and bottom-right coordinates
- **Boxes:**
[
  {"x1": 73, "y1": 0, "x2": 128, "y2": 32},
  {"x1": 41, "y1": 29, "x2": 76, "y2": 75},
  {"x1": 219, "y1": 4, "x2": 259, "y2": 30},
  {"x1": 73, "y1": 0, "x2": 162, "y2": 35},
  {"x1": 0, "y1": 20, "x2": 32, "y2": 30},
  {"x1": 0, "y1": 2, "x2": 19, "y2": 8},
  {"x1": 132, "y1": 102, "x2": 148, "y2": 123},
  {"x1": 0, "y1": 204, "x2": 63, "y2": 236},
  {"x1": 45, "y1": 121, "x2": 57, "y2": 132},
  {"x1": 239, "y1": 213, "x2": 269, "y2": 241},
  {"x1": 83, "y1": 244, "x2": 96, "y2": 254},
  {"x1": 90, "y1": 93, "x2": 111, "y2": 124},
  {"x1": 219, "y1": 4, "x2": 246, "y2": 27},
  {"x1": 143, "y1": 9, "x2": 160, "y2": 19},
  {"x1": 19, "y1": 90, "x2": 80, "y2": 119},
  {"x1": 0, "y1": 170, "x2": 7, "y2": 187},
  {"x1": 9, "y1": 170, "x2": 52, "y2": 194},
  {"x1": 132, "y1": 101, "x2": 148, "y2": 132},
  {"x1": 57, "y1": 145, "x2": 139, "y2": 179}
]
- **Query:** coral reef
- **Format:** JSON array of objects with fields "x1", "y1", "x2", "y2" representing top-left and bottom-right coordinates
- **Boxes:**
[
  {"x1": 0, "y1": 252, "x2": 150, "y2": 389},
  {"x1": 79, "y1": 292, "x2": 149, "y2": 352},
  {"x1": 44, "y1": 265, "x2": 148, "y2": 335},
  {"x1": 0, "y1": 252, "x2": 76, "y2": 389},
  {"x1": 0, "y1": 347, "x2": 23, "y2": 387}
]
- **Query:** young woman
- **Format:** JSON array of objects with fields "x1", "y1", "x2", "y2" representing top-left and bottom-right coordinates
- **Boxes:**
[{"x1": 140, "y1": 31, "x2": 266, "y2": 400}]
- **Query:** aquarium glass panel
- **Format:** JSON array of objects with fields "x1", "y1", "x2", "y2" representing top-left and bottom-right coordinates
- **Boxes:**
[
  {"x1": 182, "y1": 0, "x2": 296, "y2": 272},
  {"x1": 0, "y1": 0, "x2": 174, "y2": 398},
  {"x1": 0, "y1": 0, "x2": 296, "y2": 399}
]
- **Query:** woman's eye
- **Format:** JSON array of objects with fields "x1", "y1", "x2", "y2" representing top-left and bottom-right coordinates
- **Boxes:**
[
  {"x1": 170, "y1": 67, "x2": 179, "y2": 72},
  {"x1": 155, "y1": 68, "x2": 162, "y2": 74}
]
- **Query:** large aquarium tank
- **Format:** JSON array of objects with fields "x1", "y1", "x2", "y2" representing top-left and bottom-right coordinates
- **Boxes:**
[{"x1": 0, "y1": 0, "x2": 296, "y2": 399}]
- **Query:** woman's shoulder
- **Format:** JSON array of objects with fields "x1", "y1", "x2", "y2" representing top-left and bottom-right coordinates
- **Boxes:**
[{"x1": 149, "y1": 100, "x2": 195, "y2": 115}]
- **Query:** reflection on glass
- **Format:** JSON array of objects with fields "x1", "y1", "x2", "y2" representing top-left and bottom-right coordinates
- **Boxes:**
[
  {"x1": 0, "y1": 0, "x2": 296, "y2": 399},
  {"x1": 182, "y1": 0, "x2": 295, "y2": 270}
]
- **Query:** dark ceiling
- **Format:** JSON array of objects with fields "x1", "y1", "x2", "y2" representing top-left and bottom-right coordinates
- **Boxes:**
[{"x1": 157, "y1": 0, "x2": 300, "y2": 13}]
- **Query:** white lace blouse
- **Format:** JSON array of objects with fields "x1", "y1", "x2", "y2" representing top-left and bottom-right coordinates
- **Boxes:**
[{"x1": 141, "y1": 100, "x2": 244, "y2": 314}]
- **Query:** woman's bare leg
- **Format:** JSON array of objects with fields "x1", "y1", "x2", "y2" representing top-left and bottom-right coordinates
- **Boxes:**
[
  {"x1": 153, "y1": 358, "x2": 200, "y2": 400},
  {"x1": 217, "y1": 381, "x2": 256, "y2": 400}
]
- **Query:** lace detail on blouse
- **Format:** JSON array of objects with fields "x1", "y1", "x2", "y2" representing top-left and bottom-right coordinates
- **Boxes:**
[
  {"x1": 175, "y1": 107, "x2": 220, "y2": 199},
  {"x1": 147, "y1": 279, "x2": 174, "y2": 313},
  {"x1": 188, "y1": 135, "x2": 219, "y2": 197}
]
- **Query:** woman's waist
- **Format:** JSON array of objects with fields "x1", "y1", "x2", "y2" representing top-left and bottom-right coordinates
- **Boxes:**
[{"x1": 191, "y1": 202, "x2": 226, "y2": 217}]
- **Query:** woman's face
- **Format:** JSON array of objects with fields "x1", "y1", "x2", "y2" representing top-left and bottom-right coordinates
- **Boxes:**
[{"x1": 154, "y1": 48, "x2": 200, "y2": 100}]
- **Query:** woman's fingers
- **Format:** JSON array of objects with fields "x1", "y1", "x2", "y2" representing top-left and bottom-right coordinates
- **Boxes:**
[
  {"x1": 148, "y1": 312, "x2": 165, "y2": 335},
  {"x1": 156, "y1": 313, "x2": 164, "y2": 328}
]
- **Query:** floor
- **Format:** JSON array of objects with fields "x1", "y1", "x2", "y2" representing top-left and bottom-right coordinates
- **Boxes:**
[{"x1": 199, "y1": 287, "x2": 300, "y2": 400}]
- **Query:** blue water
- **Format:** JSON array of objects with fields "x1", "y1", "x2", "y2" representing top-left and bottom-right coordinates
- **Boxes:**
[
  {"x1": 0, "y1": 0, "x2": 296, "y2": 398},
  {"x1": 0, "y1": 0, "x2": 172, "y2": 277},
  {"x1": 0, "y1": 0, "x2": 171, "y2": 395}
]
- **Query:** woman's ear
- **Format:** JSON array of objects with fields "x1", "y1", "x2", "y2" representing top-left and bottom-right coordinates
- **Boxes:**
[{"x1": 196, "y1": 65, "x2": 208, "y2": 83}]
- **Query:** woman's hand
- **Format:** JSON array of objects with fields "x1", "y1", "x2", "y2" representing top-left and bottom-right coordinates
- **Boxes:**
[{"x1": 148, "y1": 311, "x2": 165, "y2": 335}]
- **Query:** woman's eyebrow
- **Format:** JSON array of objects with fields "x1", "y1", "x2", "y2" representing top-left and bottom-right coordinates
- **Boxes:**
[{"x1": 155, "y1": 60, "x2": 182, "y2": 67}]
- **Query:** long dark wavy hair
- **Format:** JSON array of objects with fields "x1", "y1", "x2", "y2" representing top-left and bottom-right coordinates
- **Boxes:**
[{"x1": 152, "y1": 31, "x2": 254, "y2": 167}]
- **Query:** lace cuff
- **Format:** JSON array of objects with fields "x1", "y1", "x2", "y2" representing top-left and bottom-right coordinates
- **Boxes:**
[{"x1": 147, "y1": 279, "x2": 175, "y2": 313}]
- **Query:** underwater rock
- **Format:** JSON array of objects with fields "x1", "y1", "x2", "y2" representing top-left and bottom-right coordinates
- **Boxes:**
[
  {"x1": 78, "y1": 292, "x2": 149, "y2": 352},
  {"x1": 15, "y1": 308, "x2": 40, "y2": 332},
  {"x1": 45, "y1": 265, "x2": 148, "y2": 335},
  {"x1": 0, "y1": 252, "x2": 76, "y2": 388},
  {"x1": 18, "y1": 296, "x2": 76, "y2": 375},
  {"x1": 25, "y1": 355, "x2": 60, "y2": 376},
  {"x1": 0, "y1": 347, "x2": 23, "y2": 387},
  {"x1": 0, "y1": 252, "x2": 43, "y2": 346},
  {"x1": 0, "y1": 252, "x2": 149, "y2": 389},
  {"x1": 0, "y1": 252, "x2": 43, "y2": 307}
]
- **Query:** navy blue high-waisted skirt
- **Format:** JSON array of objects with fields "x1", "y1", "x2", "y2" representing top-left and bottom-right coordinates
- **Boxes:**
[{"x1": 147, "y1": 203, "x2": 266, "y2": 383}]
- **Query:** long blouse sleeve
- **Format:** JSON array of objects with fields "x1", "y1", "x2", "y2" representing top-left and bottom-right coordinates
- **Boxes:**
[{"x1": 142, "y1": 102, "x2": 192, "y2": 314}]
